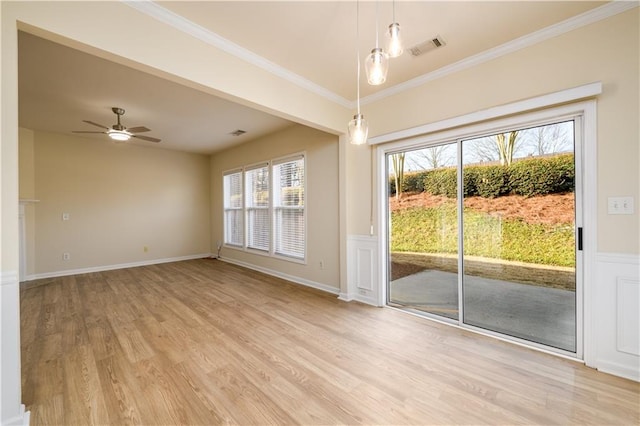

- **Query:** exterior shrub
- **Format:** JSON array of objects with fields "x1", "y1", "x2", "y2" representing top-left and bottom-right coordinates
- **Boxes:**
[
  {"x1": 462, "y1": 167, "x2": 478, "y2": 197},
  {"x1": 393, "y1": 153, "x2": 574, "y2": 199},
  {"x1": 423, "y1": 168, "x2": 457, "y2": 198},
  {"x1": 403, "y1": 171, "x2": 428, "y2": 193},
  {"x1": 474, "y1": 165, "x2": 511, "y2": 198},
  {"x1": 509, "y1": 154, "x2": 574, "y2": 197}
]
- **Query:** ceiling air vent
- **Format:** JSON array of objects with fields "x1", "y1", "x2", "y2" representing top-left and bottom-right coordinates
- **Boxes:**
[
  {"x1": 229, "y1": 129, "x2": 246, "y2": 137},
  {"x1": 409, "y1": 35, "x2": 446, "y2": 57}
]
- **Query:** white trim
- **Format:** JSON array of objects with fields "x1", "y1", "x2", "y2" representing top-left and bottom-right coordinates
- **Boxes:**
[
  {"x1": 218, "y1": 257, "x2": 339, "y2": 296},
  {"x1": 2, "y1": 404, "x2": 30, "y2": 426},
  {"x1": 376, "y1": 94, "x2": 598, "y2": 361},
  {"x1": 337, "y1": 292, "x2": 354, "y2": 302},
  {"x1": 123, "y1": 0, "x2": 351, "y2": 108},
  {"x1": 361, "y1": 2, "x2": 633, "y2": 106},
  {"x1": 596, "y1": 252, "x2": 640, "y2": 265},
  {"x1": 369, "y1": 82, "x2": 602, "y2": 145},
  {"x1": 23, "y1": 253, "x2": 212, "y2": 281},
  {"x1": 125, "y1": 1, "x2": 633, "y2": 109},
  {"x1": 1, "y1": 270, "x2": 19, "y2": 286},
  {"x1": 595, "y1": 360, "x2": 640, "y2": 382}
]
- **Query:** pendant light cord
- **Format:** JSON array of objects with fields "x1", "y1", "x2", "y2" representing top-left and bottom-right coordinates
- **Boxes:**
[
  {"x1": 356, "y1": 0, "x2": 361, "y2": 115},
  {"x1": 375, "y1": 0, "x2": 380, "y2": 49},
  {"x1": 393, "y1": 0, "x2": 396, "y2": 23}
]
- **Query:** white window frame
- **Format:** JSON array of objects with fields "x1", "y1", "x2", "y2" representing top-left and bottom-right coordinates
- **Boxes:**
[
  {"x1": 272, "y1": 154, "x2": 306, "y2": 260},
  {"x1": 222, "y1": 169, "x2": 244, "y2": 247},
  {"x1": 373, "y1": 83, "x2": 599, "y2": 364},
  {"x1": 222, "y1": 153, "x2": 306, "y2": 264}
]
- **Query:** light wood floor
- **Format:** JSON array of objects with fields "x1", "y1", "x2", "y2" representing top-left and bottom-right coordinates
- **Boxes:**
[{"x1": 21, "y1": 259, "x2": 639, "y2": 425}]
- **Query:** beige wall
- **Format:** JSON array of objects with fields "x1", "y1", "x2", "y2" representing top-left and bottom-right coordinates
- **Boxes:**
[
  {"x1": 358, "y1": 8, "x2": 639, "y2": 254},
  {"x1": 28, "y1": 130, "x2": 211, "y2": 275},
  {"x1": 19, "y1": 128, "x2": 37, "y2": 276},
  {"x1": 211, "y1": 125, "x2": 340, "y2": 289}
]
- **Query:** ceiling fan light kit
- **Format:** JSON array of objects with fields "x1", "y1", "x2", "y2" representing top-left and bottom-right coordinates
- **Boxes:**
[
  {"x1": 73, "y1": 107, "x2": 161, "y2": 143},
  {"x1": 107, "y1": 129, "x2": 131, "y2": 141}
]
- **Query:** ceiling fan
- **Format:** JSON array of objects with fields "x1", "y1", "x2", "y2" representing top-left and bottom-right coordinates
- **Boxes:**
[{"x1": 73, "y1": 107, "x2": 161, "y2": 143}]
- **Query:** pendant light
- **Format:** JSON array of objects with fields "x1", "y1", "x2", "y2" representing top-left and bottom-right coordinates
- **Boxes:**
[
  {"x1": 385, "y1": 0, "x2": 403, "y2": 58},
  {"x1": 365, "y1": 0, "x2": 389, "y2": 86},
  {"x1": 348, "y1": 0, "x2": 369, "y2": 145}
]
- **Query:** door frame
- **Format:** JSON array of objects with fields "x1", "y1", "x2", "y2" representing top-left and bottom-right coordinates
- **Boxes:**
[{"x1": 373, "y1": 90, "x2": 598, "y2": 363}]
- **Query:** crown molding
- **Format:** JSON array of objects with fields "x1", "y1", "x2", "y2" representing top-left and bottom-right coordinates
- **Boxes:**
[
  {"x1": 359, "y1": 1, "x2": 638, "y2": 106},
  {"x1": 123, "y1": 0, "x2": 352, "y2": 109},
  {"x1": 124, "y1": 1, "x2": 636, "y2": 110}
]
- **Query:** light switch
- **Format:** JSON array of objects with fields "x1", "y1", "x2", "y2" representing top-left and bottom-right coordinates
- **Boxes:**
[
  {"x1": 62, "y1": 212, "x2": 70, "y2": 221},
  {"x1": 608, "y1": 197, "x2": 634, "y2": 215}
]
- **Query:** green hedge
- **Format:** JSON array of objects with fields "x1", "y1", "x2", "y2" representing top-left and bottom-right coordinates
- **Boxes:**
[
  {"x1": 508, "y1": 154, "x2": 574, "y2": 197},
  {"x1": 400, "y1": 153, "x2": 575, "y2": 198}
]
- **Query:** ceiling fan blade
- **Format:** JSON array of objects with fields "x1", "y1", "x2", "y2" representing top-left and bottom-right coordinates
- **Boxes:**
[
  {"x1": 72, "y1": 131, "x2": 107, "y2": 134},
  {"x1": 133, "y1": 134, "x2": 161, "y2": 143},
  {"x1": 126, "y1": 126, "x2": 151, "y2": 134},
  {"x1": 82, "y1": 120, "x2": 110, "y2": 130},
  {"x1": 127, "y1": 126, "x2": 151, "y2": 134}
]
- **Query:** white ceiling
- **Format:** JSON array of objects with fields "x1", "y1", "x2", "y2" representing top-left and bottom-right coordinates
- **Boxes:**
[{"x1": 18, "y1": 1, "x2": 608, "y2": 154}]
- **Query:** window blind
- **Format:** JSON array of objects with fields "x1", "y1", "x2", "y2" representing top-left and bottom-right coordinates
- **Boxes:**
[
  {"x1": 223, "y1": 171, "x2": 243, "y2": 246},
  {"x1": 273, "y1": 157, "x2": 305, "y2": 259},
  {"x1": 245, "y1": 165, "x2": 270, "y2": 251}
]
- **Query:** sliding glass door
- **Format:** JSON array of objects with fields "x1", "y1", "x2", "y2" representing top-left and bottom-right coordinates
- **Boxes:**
[
  {"x1": 388, "y1": 143, "x2": 459, "y2": 319},
  {"x1": 387, "y1": 120, "x2": 579, "y2": 353}
]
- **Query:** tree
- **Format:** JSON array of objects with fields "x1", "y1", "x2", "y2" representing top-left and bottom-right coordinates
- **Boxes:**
[
  {"x1": 466, "y1": 131, "x2": 520, "y2": 166},
  {"x1": 521, "y1": 123, "x2": 571, "y2": 156},
  {"x1": 390, "y1": 153, "x2": 405, "y2": 200},
  {"x1": 405, "y1": 145, "x2": 453, "y2": 170},
  {"x1": 495, "y1": 131, "x2": 518, "y2": 166}
]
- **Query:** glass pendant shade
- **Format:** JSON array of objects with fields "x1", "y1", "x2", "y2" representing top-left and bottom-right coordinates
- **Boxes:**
[
  {"x1": 108, "y1": 130, "x2": 131, "y2": 141},
  {"x1": 348, "y1": 114, "x2": 369, "y2": 145},
  {"x1": 386, "y1": 22, "x2": 403, "y2": 58},
  {"x1": 365, "y1": 47, "x2": 389, "y2": 85}
]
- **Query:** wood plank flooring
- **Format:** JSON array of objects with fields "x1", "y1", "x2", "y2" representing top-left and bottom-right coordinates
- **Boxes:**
[{"x1": 21, "y1": 259, "x2": 639, "y2": 425}]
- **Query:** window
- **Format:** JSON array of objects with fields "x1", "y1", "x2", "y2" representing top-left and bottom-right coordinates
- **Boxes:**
[
  {"x1": 273, "y1": 156, "x2": 305, "y2": 259},
  {"x1": 222, "y1": 154, "x2": 306, "y2": 262},
  {"x1": 245, "y1": 164, "x2": 270, "y2": 251},
  {"x1": 223, "y1": 171, "x2": 243, "y2": 246}
]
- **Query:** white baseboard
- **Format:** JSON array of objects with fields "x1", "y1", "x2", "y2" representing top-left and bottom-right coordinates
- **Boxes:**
[
  {"x1": 353, "y1": 293, "x2": 380, "y2": 306},
  {"x1": 219, "y1": 257, "x2": 339, "y2": 296},
  {"x1": 1, "y1": 270, "x2": 19, "y2": 286},
  {"x1": 2, "y1": 404, "x2": 30, "y2": 426},
  {"x1": 24, "y1": 253, "x2": 212, "y2": 281},
  {"x1": 596, "y1": 360, "x2": 640, "y2": 382},
  {"x1": 337, "y1": 292, "x2": 354, "y2": 302}
]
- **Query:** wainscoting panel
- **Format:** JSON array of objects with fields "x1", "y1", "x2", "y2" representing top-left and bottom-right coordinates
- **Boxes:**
[
  {"x1": 346, "y1": 235, "x2": 379, "y2": 306},
  {"x1": 594, "y1": 253, "x2": 640, "y2": 381},
  {"x1": 617, "y1": 277, "x2": 640, "y2": 356}
]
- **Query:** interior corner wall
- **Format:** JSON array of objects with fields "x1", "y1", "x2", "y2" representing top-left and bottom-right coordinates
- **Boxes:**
[
  {"x1": 361, "y1": 8, "x2": 639, "y2": 255},
  {"x1": 29, "y1": 130, "x2": 211, "y2": 277},
  {"x1": 210, "y1": 124, "x2": 340, "y2": 292}
]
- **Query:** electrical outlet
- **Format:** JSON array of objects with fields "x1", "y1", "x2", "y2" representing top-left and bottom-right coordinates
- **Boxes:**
[
  {"x1": 62, "y1": 212, "x2": 70, "y2": 221},
  {"x1": 62, "y1": 252, "x2": 70, "y2": 261}
]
